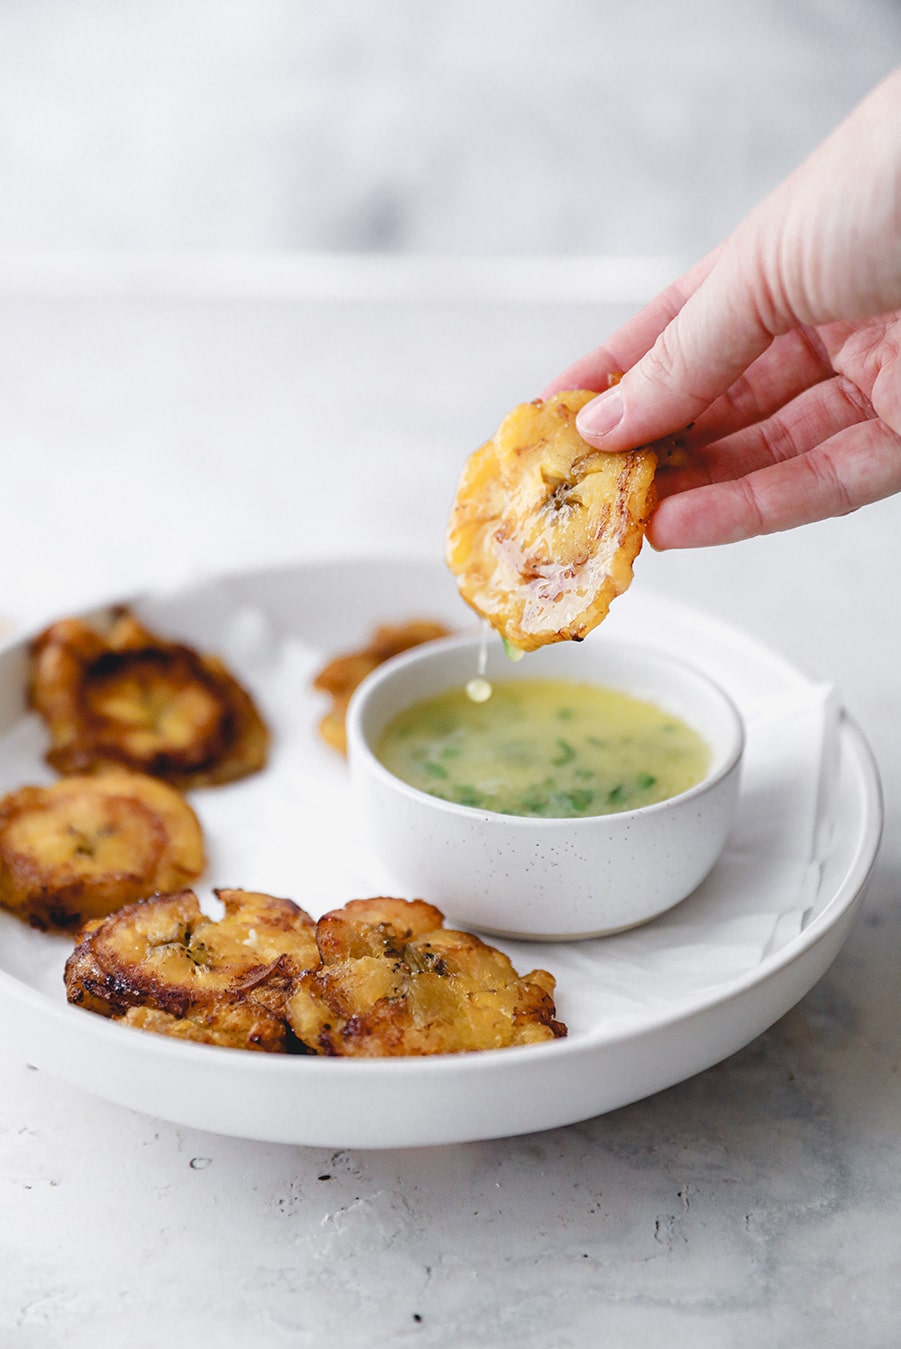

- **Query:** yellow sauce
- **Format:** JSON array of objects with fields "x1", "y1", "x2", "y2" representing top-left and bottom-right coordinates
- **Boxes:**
[{"x1": 376, "y1": 678, "x2": 710, "y2": 818}]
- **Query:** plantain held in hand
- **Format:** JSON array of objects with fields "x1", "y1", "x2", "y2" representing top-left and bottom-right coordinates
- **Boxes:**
[{"x1": 446, "y1": 389, "x2": 656, "y2": 651}]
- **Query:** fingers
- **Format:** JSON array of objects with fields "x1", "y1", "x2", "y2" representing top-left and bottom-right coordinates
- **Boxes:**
[
  {"x1": 540, "y1": 250, "x2": 720, "y2": 399},
  {"x1": 575, "y1": 239, "x2": 777, "y2": 452},
  {"x1": 573, "y1": 69, "x2": 901, "y2": 456},
  {"x1": 679, "y1": 324, "x2": 834, "y2": 450},
  {"x1": 654, "y1": 374, "x2": 876, "y2": 499},
  {"x1": 648, "y1": 417, "x2": 901, "y2": 549}
]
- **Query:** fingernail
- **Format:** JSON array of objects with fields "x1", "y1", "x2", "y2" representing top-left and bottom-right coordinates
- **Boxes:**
[{"x1": 577, "y1": 389, "x2": 624, "y2": 439}]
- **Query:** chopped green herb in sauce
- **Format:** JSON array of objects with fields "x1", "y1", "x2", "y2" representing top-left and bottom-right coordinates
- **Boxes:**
[{"x1": 376, "y1": 679, "x2": 710, "y2": 819}]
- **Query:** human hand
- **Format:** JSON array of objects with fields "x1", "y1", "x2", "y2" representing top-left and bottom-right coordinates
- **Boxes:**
[{"x1": 544, "y1": 67, "x2": 901, "y2": 549}]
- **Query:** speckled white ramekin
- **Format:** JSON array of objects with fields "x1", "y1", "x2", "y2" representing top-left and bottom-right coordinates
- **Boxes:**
[{"x1": 347, "y1": 632, "x2": 744, "y2": 940}]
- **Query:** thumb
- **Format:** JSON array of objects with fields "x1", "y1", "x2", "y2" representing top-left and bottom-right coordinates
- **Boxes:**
[{"x1": 575, "y1": 241, "x2": 774, "y2": 451}]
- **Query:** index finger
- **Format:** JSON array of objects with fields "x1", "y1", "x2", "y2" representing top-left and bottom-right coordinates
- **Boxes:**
[{"x1": 541, "y1": 248, "x2": 721, "y2": 398}]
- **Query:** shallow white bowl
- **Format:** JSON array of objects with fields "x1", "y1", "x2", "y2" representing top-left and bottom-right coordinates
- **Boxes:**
[{"x1": 347, "y1": 632, "x2": 745, "y2": 940}]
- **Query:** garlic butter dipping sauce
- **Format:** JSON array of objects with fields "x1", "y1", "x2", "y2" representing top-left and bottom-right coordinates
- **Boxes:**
[{"x1": 375, "y1": 679, "x2": 710, "y2": 818}]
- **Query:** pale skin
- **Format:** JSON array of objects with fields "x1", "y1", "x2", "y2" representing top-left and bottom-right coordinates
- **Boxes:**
[{"x1": 544, "y1": 67, "x2": 901, "y2": 549}]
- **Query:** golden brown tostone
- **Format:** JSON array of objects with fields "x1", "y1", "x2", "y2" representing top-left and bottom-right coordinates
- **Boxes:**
[
  {"x1": 312, "y1": 619, "x2": 451, "y2": 754},
  {"x1": 29, "y1": 609, "x2": 269, "y2": 788},
  {"x1": 0, "y1": 770, "x2": 205, "y2": 930},
  {"x1": 286, "y1": 896, "x2": 567, "y2": 1056},
  {"x1": 64, "y1": 888, "x2": 319, "y2": 1051},
  {"x1": 446, "y1": 390, "x2": 657, "y2": 651}
]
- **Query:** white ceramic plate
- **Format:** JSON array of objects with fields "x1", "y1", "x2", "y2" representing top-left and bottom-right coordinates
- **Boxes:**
[{"x1": 0, "y1": 558, "x2": 882, "y2": 1148}]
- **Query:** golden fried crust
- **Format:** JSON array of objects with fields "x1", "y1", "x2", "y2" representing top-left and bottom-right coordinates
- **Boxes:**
[
  {"x1": 286, "y1": 896, "x2": 567, "y2": 1056},
  {"x1": 312, "y1": 620, "x2": 451, "y2": 754},
  {"x1": 446, "y1": 390, "x2": 657, "y2": 651},
  {"x1": 64, "y1": 888, "x2": 319, "y2": 1031},
  {"x1": 0, "y1": 771, "x2": 205, "y2": 930},
  {"x1": 29, "y1": 610, "x2": 269, "y2": 788},
  {"x1": 119, "y1": 1003, "x2": 289, "y2": 1053}
]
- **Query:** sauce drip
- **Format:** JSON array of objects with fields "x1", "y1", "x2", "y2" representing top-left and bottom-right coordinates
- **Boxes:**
[
  {"x1": 466, "y1": 621, "x2": 493, "y2": 703},
  {"x1": 465, "y1": 677, "x2": 492, "y2": 703}
]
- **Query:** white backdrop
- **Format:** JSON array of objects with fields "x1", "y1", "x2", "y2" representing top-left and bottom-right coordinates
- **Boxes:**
[{"x1": 0, "y1": 0, "x2": 897, "y2": 256}]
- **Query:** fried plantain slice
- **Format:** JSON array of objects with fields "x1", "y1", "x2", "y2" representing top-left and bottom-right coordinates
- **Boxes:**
[
  {"x1": 0, "y1": 771, "x2": 205, "y2": 930},
  {"x1": 64, "y1": 888, "x2": 319, "y2": 1043},
  {"x1": 29, "y1": 610, "x2": 269, "y2": 788},
  {"x1": 446, "y1": 389, "x2": 657, "y2": 651},
  {"x1": 286, "y1": 896, "x2": 566, "y2": 1056},
  {"x1": 312, "y1": 620, "x2": 451, "y2": 754}
]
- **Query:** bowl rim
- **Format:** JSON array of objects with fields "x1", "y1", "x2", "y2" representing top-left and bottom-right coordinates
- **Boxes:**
[{"x1": 346, "y1": 631, "x2": 746, "y2": 828}]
